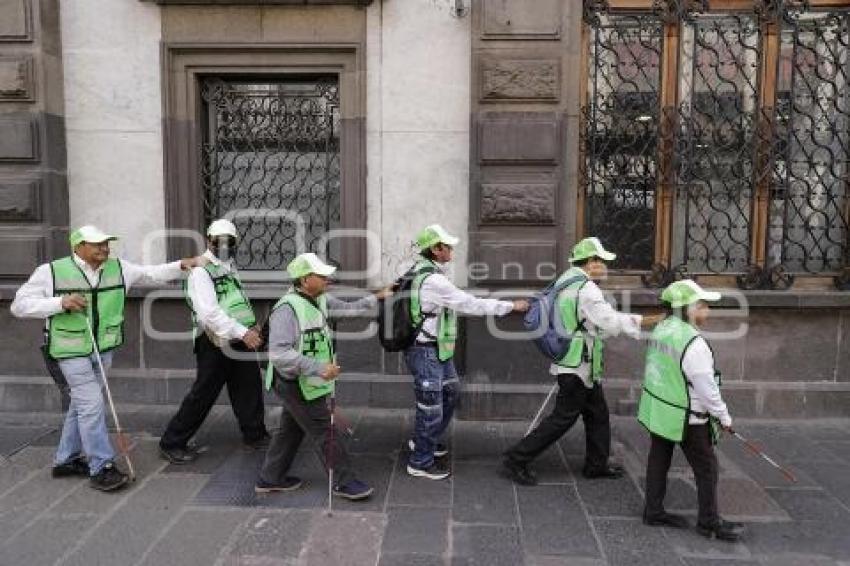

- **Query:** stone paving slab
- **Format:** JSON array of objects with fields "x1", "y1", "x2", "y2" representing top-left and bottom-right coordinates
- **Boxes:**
[
  {"x1": 661, "y1": 523, "x2": 753, "y2": 561},
  {"x1": 573, "y1": 474, "x2": 644, "y2": 518},
  {"x1": 453, "y1": 420, "x2": 504, "y2": 461},
  {"x1": 61, "y1": 475, "x2": 209, "y2": 566},
  {"x1": 452, "y1": 460, "x2": 518, "y2": 525},
  {"x1": 221, "y1": 509, "x2": 313, "y2": 565},
  {"x1": 0, "y1": 515, "x2": 100, "y2": 566},
  {"x1": 300, "y1": 512, "x2": 386, "y2": 566},
  {"x1": 451, "y1": 524, "x2": 525, "y2": 566},
  {"x1": 378, "y1": 552, "x2": 445, "y2": 566},
  {"x1": 517, "y1": 484, "x2": 601, "y2": 558},
  {"x1": 592, "y1": 518, "x2": 683, "y2": 566},
  {"x1": 386, "y1": 452, "x2": 452, "y2": 507},
  {"x1": 0, "y1": 425, "x2": 55, "y2": 457},
  {"x1": 765, "y1": 487, "x2": 850, "y2": 522},
  {"x1": 0, "y1": 464, "x2": 90, "y2": 546},
  {"x1": 136, "y1": 508, "x2": 251, "y2": 566},
  {"x1": 381, "y1": 506, "x2": 449, "y2": 554},
  {"x1": 0, "y1": 412, "x2": 849, "y2": 566}
]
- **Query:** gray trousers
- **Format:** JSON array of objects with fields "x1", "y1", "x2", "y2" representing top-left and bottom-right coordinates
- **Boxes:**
[{"x1": 259, "y1": 378, "x2": 355, "y2": 487}]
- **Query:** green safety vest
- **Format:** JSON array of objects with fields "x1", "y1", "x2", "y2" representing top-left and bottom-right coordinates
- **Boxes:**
[
  {"x1": 410, "y1": 259, "x2": 458, "y2": 362},
  {"x1": 264, "y1": 292, "x2": 335, "y2": 401},
  {"x1": 185, "y1": 262, "x2": 256, "y2": 338},
  {"x1": 553, "y1": 267, "x2": 605, "y2": 381},
  {"x1": 638, "y1": 316, "x2": 719, "y2": 443},
  {"x1": 47, "y1": 257, "x2": 126, "y2": 359}
]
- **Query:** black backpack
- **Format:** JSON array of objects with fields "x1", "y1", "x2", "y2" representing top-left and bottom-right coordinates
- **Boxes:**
[{"x1": 378, "y1": 264, "x2": 436, "y2": 351}]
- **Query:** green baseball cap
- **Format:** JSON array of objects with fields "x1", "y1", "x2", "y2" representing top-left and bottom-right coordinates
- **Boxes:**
[
  {"x1": 69, "y1": 225, "x2": 118, "y2": 248},
  {"x1": 569, "y1": 237, "x2": 616, "y2": 263},
  {"x1": 661, "y1": 279, "x2": 721, "y2": 308},
  {"x1": 415, "y1": 224, "x2": 460, "y2": 251},
  {"x1": 286, "y1": 252, "x2": 337, "y2": 280}
]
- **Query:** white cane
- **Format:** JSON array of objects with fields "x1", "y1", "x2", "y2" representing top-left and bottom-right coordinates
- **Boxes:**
[
  {"x1": 525, "y1": 383, "x2": 558, "y2": 437},
  {"x1": 85, "y1": 318, "x2": 136, "y2": 481},
  {"x1": 327, "y1": 353, "x2": 338, "y2": 517}
]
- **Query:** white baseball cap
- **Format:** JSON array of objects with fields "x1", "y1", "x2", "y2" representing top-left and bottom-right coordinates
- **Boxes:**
[{"x1": 207, "y1": 219, "x2": 238, "y2": 239}]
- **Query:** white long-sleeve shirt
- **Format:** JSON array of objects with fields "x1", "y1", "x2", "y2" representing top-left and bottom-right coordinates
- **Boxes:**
[
  {"x1": 682, "y1": 336, "x2": 732, "y2": 427},
  {"x1": 550, "y1": 268, "x2": 643, "y2": 387},
  {"x1": 186, "y1": 250, "x2": 249, "y2": 342},
  {"x1": 11, "y1": 253, "x2": 184, "y2": 320},
  {"x1": 416, "y1": 268, "x2": 514, "y2": 343}
]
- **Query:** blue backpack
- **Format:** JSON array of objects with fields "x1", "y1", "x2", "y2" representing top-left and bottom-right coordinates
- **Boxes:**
[{"x1": 523, "y1": 275, "x2": 587, "y2": 361}]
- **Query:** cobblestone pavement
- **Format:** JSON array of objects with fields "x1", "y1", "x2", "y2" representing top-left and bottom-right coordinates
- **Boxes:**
[{"x1": 1, "y1": 407, "x2": 848, "y2": 566}]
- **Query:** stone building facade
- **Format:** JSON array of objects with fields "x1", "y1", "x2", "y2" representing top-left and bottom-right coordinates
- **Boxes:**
[{"x1": 1, "y1": 0, "x2": 849, "y2": 419}]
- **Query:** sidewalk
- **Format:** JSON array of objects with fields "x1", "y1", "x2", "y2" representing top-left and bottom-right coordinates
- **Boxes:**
[{"x1": 1, "y1": 407, "x2": 849, "y2": 566}]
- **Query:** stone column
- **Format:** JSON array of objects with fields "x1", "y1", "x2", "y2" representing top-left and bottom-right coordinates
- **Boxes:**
[
  {"x1": 0, "y1": 0, "x2": 69, "y2": 281},
  {"x1": 469, "y1": 0, "x2": 581, "y2": 286}
]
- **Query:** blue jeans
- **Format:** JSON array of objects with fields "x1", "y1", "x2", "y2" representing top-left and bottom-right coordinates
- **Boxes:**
[
  {"x1": 55, "y1": 351, "x2": 115, "y2": 475},
  {"x1": 404, "y1": 345, "x2": 459, "y2": 469}
]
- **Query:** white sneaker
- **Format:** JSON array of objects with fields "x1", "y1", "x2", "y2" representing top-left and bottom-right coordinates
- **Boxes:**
[
  {"x1": 406, "y1": 462, "x2": 451, "y2": 481},
  {"x1": 407, "y1": 439, "x2": 449, "y2": 458}
]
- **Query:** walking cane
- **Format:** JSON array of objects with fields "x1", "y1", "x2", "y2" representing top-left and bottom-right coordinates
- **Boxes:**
[
  {"x1": 525, "y1": 383, "x2": 558, "y2": 437},
  {"x1": 729, "y1": 429, "x2": 797, "y2": 483},
  {"x1": 85, "y1": 319, "x2": 136, "y2": 481},
  {"x1": 327, "y1": 353, "x2": 339, "y2": 517}
]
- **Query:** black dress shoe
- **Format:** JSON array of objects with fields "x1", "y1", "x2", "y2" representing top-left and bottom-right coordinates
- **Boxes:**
[
  {"x1": 89, "y1": 462, "x2": 129, "y2": 492},
  {"x1": 255, "y1": 476, "x2": 303, "y2": 493},
  {"x1": 582, "y1": 463, "x2": 625, "y2": 479},
  {"x1": 696, "y1": 519, "x2": 745, "y2": 542},
  {"x1": 159, "y1": 444, "x2": 200, "y2": 464},
  {"x1": 243, "y1": 433, "x2": 271, "y2": 451},
  {"x1": 643, "y1": 511, "x2": 690, "y2": 529},
  {"x1": 52, "y1": 456, "x2": 90, "y2": 478},
  {"x1": 502, "y1": 458, "x2": 538, "y2": 486}
]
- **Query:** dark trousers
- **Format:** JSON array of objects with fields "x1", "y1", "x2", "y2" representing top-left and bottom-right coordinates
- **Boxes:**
[
  {"x1": 644, "y1": 424, "x2": 719, "y2": 527},
  {"x1": 505, "y1": 373, "x2": 611, "y2": 472},
  {"x1": 160, "y1": 334, "x2": 267, "y2": 449},
  {"x1": 259, "y1": 378, "x2": 354, "y2": 486}
]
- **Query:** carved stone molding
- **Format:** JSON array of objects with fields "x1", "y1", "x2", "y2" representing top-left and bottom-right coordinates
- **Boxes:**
[
  {"x1": 0, "y1": 56, "x2": 34, "y2": 101},
  {"x1": 480, "y1": 59, "x2": 560, "y2": 102},
  {"x1": 0, "y1": 178, "x2": 41, "y2": 221},
  {"x1": 481, "y1": 0, "x2": 561, "y2": 40},
  {"x1": 0, "y1": 115, "x2": 39, "y2": 161},
  {"x1": 142, "y1": 0, "x2": 373, "y2": 4},
  {"x1": 478, "y1": 113, "x2": 560, "y2": 164},
  {"x1": 480, "y1": 183, "x2": 555, "y2": 225},
  {"x1": 0, "y1": 0, "x2": 32, "y2": 42}
]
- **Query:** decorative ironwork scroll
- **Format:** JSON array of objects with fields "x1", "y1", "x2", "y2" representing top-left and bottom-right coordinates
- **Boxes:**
[{"x1": 201, "y1": 78, "x2": 341, "y2": 271}]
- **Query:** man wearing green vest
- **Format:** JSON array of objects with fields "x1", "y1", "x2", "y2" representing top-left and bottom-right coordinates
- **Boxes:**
[
  {"x1": 405, "y1": 224, "x2": 528, "y2": 480},
  {"x1": 11, "y1": 225, "x2": 204, "y2": 491},
  {"x1": 503, "y1": 237, "x2": 663, "y2": 485},
  {"x1": 256, "y1": 252, "x2": 391, "y2": 499},
  {"x1": 160, "y1": 219, "x2": 270, "y2": 463},
  {"x1": 639, "y1": 279, "x2": 743, "y2": 541}
]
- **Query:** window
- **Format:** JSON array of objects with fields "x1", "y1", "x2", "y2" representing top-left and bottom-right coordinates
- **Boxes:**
[
  {"x1": 201, "y1": 77, "x2": 341, "y2": 271},
  {"x1": 582, "y1": 0, "x2": 850, "y2": 288}
]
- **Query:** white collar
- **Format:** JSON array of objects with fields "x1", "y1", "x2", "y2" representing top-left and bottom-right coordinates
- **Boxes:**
[
  {"x1": 203, "y1": 249, "x2": 236, "y2": 271},
  {"x1": 202, "y1": 249, "x2": 220, "y2": 266},
  {"x1": 73, "y1": 253, "x2": 104, "y2": 273}
]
